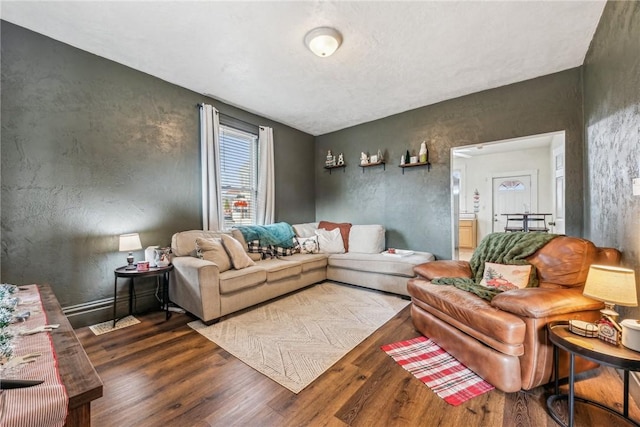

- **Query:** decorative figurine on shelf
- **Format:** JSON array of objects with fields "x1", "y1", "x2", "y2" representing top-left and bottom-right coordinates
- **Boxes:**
[
  {"x1": 325, "y1": 150, "x2": 336, "y2": 167},
  {"x1": 419, "y1": 141, "x2": 428, "y2": 163},
  {"x1": 360, "y1": 152, "x2": 369, "y2": 165},
  {"x1": 400, "y1": 154, "x2": 405, "y2": 165},
  {"x1": 337, "y1": 153, "x2": 344, "y2": 166},
  {"x1": 377, "y1": 149, "x2": 384, "y2": 162}
]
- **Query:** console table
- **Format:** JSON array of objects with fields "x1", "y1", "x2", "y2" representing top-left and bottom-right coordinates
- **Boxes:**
[{"x1": 39, "y1": 284, "x2": 103, "y2": 427}]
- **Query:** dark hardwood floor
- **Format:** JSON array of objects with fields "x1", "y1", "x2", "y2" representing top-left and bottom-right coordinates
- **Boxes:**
[{"x1": 76, "y1": 298, "x2": 640, "y2": 426}]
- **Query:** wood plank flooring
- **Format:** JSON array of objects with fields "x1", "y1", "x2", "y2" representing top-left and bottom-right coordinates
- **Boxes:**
[{"x1": 76, "y1": 299, "x2": 640, "y2": 426}]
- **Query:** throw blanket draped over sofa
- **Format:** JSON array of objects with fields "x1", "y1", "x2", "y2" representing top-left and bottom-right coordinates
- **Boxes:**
[{"x1": 432, "y1": 232, "x2": 558, "y2": 300}]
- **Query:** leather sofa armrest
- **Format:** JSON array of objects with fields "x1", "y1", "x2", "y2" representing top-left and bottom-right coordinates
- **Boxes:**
[
  {"x1": 491, "y1": 288, "x2": 604, "y2": 318},
  {"x1": 414, "y1": 260, "x2": 472, "y2": 280}
]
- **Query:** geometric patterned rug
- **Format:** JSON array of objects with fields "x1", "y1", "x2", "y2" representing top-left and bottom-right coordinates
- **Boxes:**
[
  {"x1": 381, "y1": 336, "x2": 495, "y2": 405},
  {"x1": 189, "y1": 282, "x2": 410, "y2": 393}
]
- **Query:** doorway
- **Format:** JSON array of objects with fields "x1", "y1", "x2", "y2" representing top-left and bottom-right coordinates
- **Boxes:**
[{"x1": 450, "y1": 131, "x2": 565, "y2": 259}]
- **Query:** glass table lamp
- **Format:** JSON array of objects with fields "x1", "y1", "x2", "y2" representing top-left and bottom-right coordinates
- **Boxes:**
[
  {"x1": 583, "y1": 265, "x2": 638, "y2": 320},
  {"x1": 119, "y1": 233, "x2": 142, "y2": 270}
]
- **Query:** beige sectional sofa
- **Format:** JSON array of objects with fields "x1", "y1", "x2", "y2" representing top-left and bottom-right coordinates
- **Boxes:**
[{"x1": 168, "y1": 223, "x2": 435, "y2": 324}]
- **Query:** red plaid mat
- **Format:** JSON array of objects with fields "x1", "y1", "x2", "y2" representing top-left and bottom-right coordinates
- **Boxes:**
[{"x1": 381, "y1": 336, "x2": 494, "y2": 406}]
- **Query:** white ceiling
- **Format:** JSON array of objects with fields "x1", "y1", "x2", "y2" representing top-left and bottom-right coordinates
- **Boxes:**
[{"x1": 1, "y1": 1, "x2": 606, "y2": 136}]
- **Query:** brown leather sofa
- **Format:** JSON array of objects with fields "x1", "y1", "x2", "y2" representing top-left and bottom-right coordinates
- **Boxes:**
[{"x1": 407, "y1": 235, "x2": 621, "y2": 392}]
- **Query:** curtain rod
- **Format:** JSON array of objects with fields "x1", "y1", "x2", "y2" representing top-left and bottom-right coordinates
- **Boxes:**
[{"x1": 196, "y1": 103, "x2": 266, "y2": 129}]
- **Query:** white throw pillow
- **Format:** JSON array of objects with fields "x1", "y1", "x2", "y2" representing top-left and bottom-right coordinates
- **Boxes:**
[
  {"x1": 293, "y1": 222, "x2": 319, "y2": 238},
  {"x1": 298, "y1": 236, "x2": 320, "y2": 254},
  {"x1": 479, "y1": 262, "x2": 532, "y2": 291},
  {"x1": 348, "y1": 225, "x2": 385, "y2": 254},
  {"x1": 315, "y1": 228, "x2": 345, "y2": 254}
]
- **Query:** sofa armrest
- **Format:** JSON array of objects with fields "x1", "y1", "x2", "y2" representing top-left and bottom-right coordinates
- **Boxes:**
[
  {"x1": 414, "y1": 260, "x2": 472, "y2": 280},
  {"x1": 491, "y1": 288, "x2": 604, "y2": 318},
  {"x1": 170, "y1": 256, "x2": 222, "y2": 322}
]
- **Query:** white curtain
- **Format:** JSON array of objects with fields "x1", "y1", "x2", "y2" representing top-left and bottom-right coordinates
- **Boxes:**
[
  {"x1": 257, "y1": 126, "x2": 275, "y2": 225},
  {"x1": 200, "y1": 104, "x2": 224, "y2": 231}
]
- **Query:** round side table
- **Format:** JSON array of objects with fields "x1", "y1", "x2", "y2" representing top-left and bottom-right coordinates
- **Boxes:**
[
  {"x1": 547, "y1": 320, "x2": 640, "y2": 427},
  {"x1": 113, "y1": 264, "x2": 174, "y2": 328}
]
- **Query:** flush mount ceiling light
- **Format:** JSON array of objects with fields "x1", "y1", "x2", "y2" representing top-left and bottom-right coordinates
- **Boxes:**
[{"x1": 304, "y1": 27, "x2": 342, "y2": 57}]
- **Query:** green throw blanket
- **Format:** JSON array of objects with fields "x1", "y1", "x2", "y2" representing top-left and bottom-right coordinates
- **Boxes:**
[
  {"x1": 234, "y1": 222, "x2": 296, "y2": 249},
  {"x1": 432, "y1": 232, "x2": 559, "y2": 300}
]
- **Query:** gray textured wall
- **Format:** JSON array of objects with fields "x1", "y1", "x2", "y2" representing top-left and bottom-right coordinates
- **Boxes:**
[
  {"x1": 583, "y1": 1, "x2": 640, "y2": 318},
  {"x1": 316, "y1": 69, "x2": 584, "y2": 260},
  {"x1": 1, "y1": 21, "x2": 315, "y2": 326}
]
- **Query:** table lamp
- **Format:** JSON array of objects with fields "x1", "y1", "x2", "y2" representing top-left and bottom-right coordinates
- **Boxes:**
[
  {"x1": 119, "y1": 233, "x2": 142, "y2": 270},
  {"x1": 582, "y1": 264, "x2": 638, "y2": 320}
]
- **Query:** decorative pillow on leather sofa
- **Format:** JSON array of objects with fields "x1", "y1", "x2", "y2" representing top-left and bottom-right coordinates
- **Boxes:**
[
  {"x1": 195, "y1": 237, "x2": 232, "y2": 272},
  {"x1": 318, "y1": 221, "x2": 352, "y2": 252},
  {"x1": 479, "y1": 262, "x2": 532, "y2": 291},
  {"x1": 315, "y1": 228, "x2": 346, "y2": 254}
]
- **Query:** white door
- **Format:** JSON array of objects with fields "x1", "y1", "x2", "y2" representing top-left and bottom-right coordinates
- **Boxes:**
[
  {"x1": 551, "y1": 146, "x2": 565, "y2": 234},
  {"x1": 492, "y1": 175, "x2": 534, "y2": 233}
]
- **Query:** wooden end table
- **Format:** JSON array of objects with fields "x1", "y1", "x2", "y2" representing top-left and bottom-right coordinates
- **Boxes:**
[
  {"x1": 113, "y1": 264, "x2": 174, "y2": 328},
  {"x1": 547, "y1": 320, "x2": 640, "y2": 427}
]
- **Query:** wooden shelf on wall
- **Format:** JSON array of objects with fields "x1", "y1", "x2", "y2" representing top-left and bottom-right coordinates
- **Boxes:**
[
  {"x1": 399, "y1": 162, "x2": 431, "y2": 174},
  {"x1": 359, "y1": 161, "x2": 385, "y2": 172},
  {"x1": 324, "y1": 164, "x2": 346, "y2": 174}
]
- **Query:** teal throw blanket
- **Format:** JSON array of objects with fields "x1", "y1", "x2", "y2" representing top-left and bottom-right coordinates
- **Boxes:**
[
  {"x1": 432, "y1": 232, "x2": 559, "y2": 300},
  {"x1": 234, "y1": 222, "x2": 296, "y2": 249}
]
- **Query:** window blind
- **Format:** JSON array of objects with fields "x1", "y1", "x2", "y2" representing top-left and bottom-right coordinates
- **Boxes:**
[{"x1": 219, "y1": 125, "x2": 258, "y2": 228}]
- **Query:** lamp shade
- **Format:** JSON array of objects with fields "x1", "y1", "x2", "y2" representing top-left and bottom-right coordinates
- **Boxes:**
[
  {"x1": 304, "y1": 27, "x2": 342, "y2": 57},
  {"x1": 583, "y1": 265, "x2": 638, "y2": 306},
  {"x1": 119, "y1": 233, "x2": 142, "y2": 252}
]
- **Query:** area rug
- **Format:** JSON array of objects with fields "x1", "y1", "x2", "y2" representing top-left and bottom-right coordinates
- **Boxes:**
[
  {"x1": 89, "y1": 315, "x2": 140, "y2": 336},
  {"x1": 381, "y1": 336, "x2": 494, "y2": 406},
  {"x1": 189, "y1": 282, "x2": 409, "y2": 393}
]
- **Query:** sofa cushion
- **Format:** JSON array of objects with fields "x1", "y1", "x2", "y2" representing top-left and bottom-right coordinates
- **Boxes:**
[
  {"x1": 328, "y1": 251, "x2": 435, "y2": 277},
  {"x1": 172, "y1": 230, "x2": 231, "y2": 257},
  {"x1": 298, "y1": 236, "x2": 320, "y2": 254},
  {"x1": 195, "y1": 237, "x2": 231, "y2": 272},
  {"x1": 221, "y1": 234, "x2": 255, "y2": 270},
  {"x1": 318, "y1": 221, "x2": 352, "y2": 252},
  {"x1": 408, "y1": 279, "x2": 526, "y2": 355},
  {"x1": 286, "y1": 253, "x2": 328, "y2": 272},
  {"x1": 292, "y1": 222, "x2": 319, "y2": 238},
  {"x1": 479, "y1": 262, "x2": 532, "y2": 291},
  {"x1": 219, "y1": 266, "x2": 267, "y2": 294},
  {"x1": 348, "y1": 225, "x2": 385, "y2": 254},
  {"x1": 231, "y1": 229, "x2": 262, "y2": 262},
  {"x1": 259, "y1": 258, "x2": 303, "y2": 282},
  {"x1": 315, "y1": 228, "x2": 345, "y2": 254}
]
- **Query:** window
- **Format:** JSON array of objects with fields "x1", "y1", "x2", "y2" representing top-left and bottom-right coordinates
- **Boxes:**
[
  {"x1": 498, "y1": 180, "x2": 525, "y2": 192},
  {"x1": 219, "y1": 125, "x2": 258, "y2": 229}
]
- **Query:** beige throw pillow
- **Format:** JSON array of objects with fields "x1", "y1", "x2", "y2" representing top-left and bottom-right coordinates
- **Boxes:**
[
  {"x1": 220, "y1": 234, "x2": 256, "y2": 270},
  {"x1": 195, "y1": 237, "x2": 232, "y2": 272},
  {"x1": 479, "y1": 262, "x2": 532, "y2": 291}
]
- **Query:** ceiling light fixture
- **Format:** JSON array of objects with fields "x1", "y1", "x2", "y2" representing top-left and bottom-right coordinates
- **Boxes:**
[{"x1": 304, "y1": 27, "x2": 342, "y2": 58}]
